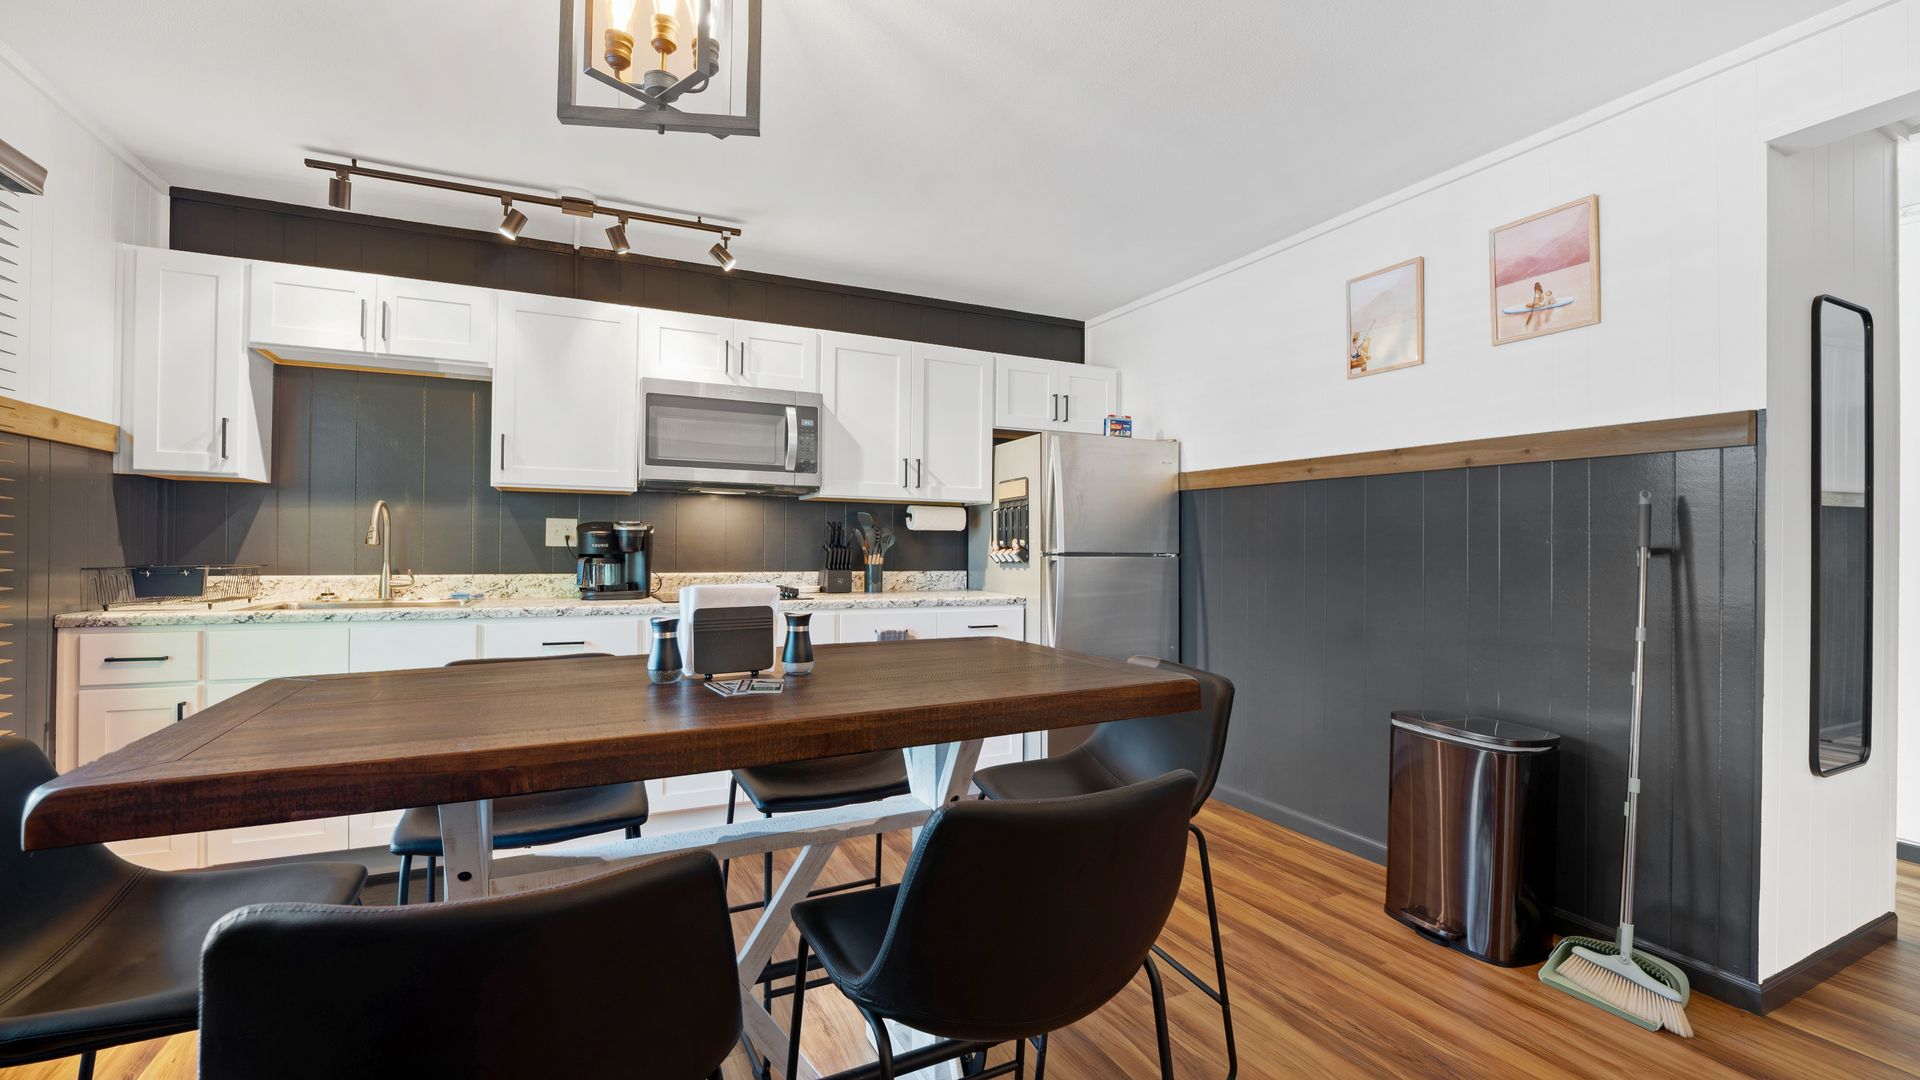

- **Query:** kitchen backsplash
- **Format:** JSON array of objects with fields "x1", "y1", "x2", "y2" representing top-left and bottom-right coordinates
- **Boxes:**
[
  {"x1": 162, "y1": 365, "x2": 969, "y2": 577},
  {"x1": 246, "y1": 571, "x2": 969, "y2": 602}
]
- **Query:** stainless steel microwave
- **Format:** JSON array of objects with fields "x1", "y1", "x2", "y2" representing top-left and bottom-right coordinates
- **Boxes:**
[{"x1": 637, "y1": 378, "x2": 823, "y2": 494}]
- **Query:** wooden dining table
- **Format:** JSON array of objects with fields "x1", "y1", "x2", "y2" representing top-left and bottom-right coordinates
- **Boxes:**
[{"x1": 24, "y1": 636, "x2": 1198, "y2": 1080}]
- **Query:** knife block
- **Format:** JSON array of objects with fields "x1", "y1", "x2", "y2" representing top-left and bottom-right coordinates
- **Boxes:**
[{"x1": 818, "y1": 568, "x2": 852, "y2": 594}]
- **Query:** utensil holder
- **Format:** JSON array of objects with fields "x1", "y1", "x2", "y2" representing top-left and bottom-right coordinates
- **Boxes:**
[
  {"x1": 819, "y1": 568, "x2": 852, "y2": 594},
  {"x1": 864, "y1": 556, "x2": 884, "y2": 593},
  {"x1": 782, "y1": 612, "x2": 815, "y2": 675},
  {"x1": 647, "y1": 617, "x2": 682, "y2": 684}
]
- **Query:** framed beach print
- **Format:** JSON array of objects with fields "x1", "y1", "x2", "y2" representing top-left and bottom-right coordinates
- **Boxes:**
[
  {"x1": 1489, "y1": 195, "x2": 1600, "y2": 345},
  {"x1": 1346, "y1": 256, "x2": 1424, "y2": 378}
]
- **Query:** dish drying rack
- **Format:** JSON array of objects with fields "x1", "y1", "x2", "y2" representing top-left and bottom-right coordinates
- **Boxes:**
[{"x1": 81, "y1": 565, "x2": 262, "y2": 610}]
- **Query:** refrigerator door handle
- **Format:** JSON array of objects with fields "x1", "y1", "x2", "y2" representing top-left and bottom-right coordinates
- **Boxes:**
[
  {"x1": 1047, "y1": 556, "x2": 1063, "y2": 648},
  {"x1": 1046, "y1": 437, "x2": 1064, "y2": 555}
]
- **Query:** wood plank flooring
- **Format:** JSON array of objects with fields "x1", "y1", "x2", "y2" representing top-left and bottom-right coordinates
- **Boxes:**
[{"x1": 6, "y1": 803, "x2": 1918, "y2": 1079}]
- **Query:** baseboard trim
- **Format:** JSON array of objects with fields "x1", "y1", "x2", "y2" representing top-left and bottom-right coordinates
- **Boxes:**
[
  {"x1": 1552, "y1": 909, "x2": 1764, "y2": 1013},
  {"x1": 1211, "y1": 784, "x2": 1387, "y2": 863},
  {"x1": 1898, "y1": 840, "x2": 1920, "y2": 864},
  {"x1": 1757, "y1": 911, "x2": 1898, "y2": 1014}
]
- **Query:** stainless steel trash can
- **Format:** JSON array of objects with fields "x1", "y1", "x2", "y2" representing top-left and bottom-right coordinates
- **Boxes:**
[{"x1": 1384, "y1": 710, "x2": 1560, "y2": 966}]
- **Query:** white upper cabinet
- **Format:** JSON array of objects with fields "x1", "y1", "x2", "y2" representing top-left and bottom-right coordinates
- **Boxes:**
[
  {"x1": 994, "y1": 354, "x2": 1118, "y2": 435},
  {"x1": 374, "y1": 276, "x2": 496, "y2": 372},
  {"x1": 911, "y1": 344, "x2": 993, "y2": 504},
  {"x1": 817, "y1": 331, "x2": 914, "y2": 500},
  {"x1": 121, "y1": 247, "x2": 271, "y2": 481},
  {"x1": 493, "y1": 293, "x2": 637, "y2": 493},
  {"x1": 639, "y1": 310, "x2": 818, "y2": 392},
  {"x1": 247, "y1": 262, "x2": 376, "y2": 354}
]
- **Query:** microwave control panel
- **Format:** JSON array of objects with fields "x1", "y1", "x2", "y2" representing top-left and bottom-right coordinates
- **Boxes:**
[{"x1": 796, "y1": 416, "x2": 818, "y2": 472}]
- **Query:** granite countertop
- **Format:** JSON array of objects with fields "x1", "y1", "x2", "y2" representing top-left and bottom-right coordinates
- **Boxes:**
[{"x1": 55, "y1": 588, "x2": 1024, "y2": 629}]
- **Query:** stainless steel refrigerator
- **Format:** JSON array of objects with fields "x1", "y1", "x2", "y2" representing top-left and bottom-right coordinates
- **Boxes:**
[{"x1": 986, "y1": 431, "x2": 1180, "y2": 694}]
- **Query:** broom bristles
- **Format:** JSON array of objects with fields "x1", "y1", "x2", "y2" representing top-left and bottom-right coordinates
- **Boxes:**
[{"x1": 1558, "y1": 952, "x2": 1694, "y2": 1038}]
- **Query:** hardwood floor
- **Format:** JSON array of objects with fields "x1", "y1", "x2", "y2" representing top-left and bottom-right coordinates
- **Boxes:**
[{"x1": 6, "y1": 803, "x2": 1919, "y2": 1079}]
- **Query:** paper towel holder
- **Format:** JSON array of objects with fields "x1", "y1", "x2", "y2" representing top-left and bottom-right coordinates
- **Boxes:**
[{"x1": 905, "y1": 504, "x2": 967, "y2": 531}]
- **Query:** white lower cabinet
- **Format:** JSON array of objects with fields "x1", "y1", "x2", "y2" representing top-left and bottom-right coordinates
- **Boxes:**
[
  {"x1": 202, "y1": 679, "x2": 354, "y2": 865},
  {"x1": 73, "y1": 684, "x2": 205, "y2": 870},
  {"x1": 479, "y1": 618, "x2": 644, "y2": 659},
  {"x1": 348, "y1": 623, "x2": 479, "y2": 671}
]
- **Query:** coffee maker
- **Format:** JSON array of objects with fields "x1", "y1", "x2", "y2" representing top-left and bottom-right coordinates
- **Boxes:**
[{"x1": 575, "y1": 521, "x2": 654, "y2": 599}]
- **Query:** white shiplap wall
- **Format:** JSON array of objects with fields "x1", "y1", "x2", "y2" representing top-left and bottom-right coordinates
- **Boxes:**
[
  {"x1": 1088, "y1": 0, "x2": 1917, "y2": 979},
  {"x1": 0, "y1": 38, "x2": 166, "y2": 421}
]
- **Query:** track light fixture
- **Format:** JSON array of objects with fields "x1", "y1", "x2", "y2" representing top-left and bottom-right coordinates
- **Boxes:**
[
  {"x1": 306, "y1": 157, "x2": 741, "y2": 262},
  {"x1": 497, "y1": 200, "x2": 529, "y2": 240}
]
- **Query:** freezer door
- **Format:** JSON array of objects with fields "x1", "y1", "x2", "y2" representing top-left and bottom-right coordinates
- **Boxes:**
[
  {"x1": 1045, "y1": 555, "x2": 1179, "y2": 661},
  {"x1": 1046, "y1": 435, "x2": 1179, "y2": 555}
]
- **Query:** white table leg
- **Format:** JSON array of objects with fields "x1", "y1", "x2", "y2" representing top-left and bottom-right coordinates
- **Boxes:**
[
  {"x1": 884, "y1": 739, "x2": 983, "y2": 1080},
  {"x1": 437, "y1": 799, "x2": 494, "y2": 901},
  {"x1": 738, "y1": 842, "x2": 838, "y2": 1080}
]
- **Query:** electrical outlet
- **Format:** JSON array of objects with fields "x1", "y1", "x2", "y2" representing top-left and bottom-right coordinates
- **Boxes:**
[{"x1": 546, "y1": 518, "x2": 576, "y2": 547}]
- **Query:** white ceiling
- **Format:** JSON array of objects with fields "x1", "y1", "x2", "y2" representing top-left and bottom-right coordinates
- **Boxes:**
[{"x1": 0, "y1": 0, "x2": 1853, "y2": 318}]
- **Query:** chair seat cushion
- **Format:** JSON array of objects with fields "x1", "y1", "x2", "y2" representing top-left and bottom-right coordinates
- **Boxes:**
[
  {"x1": 971, "y1": 749, "x2": 1126, "y2": 805},
  {"x1": 389, "y1": 783, "x2": 651, "y2": 857},
  {"x1": 732, "y1": 751, "x2": 910, "y2": 814},
  {"x1": 0, "y1": 860, "x2": 365, "y2": 1065},
  {"x1": 792, "y1": 884, "x2": 900, "y2": 992}
]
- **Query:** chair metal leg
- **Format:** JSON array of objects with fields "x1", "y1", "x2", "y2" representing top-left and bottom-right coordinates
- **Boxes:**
[
  {"x1": 874, "y1": 828, "x2": 885, "y2": 887},
  {"x1": 76, "y1": 1049, "x2": 95, "y2": 1080},
  {"x1": 425, "y1": 855, "x2": 437, "y2": 902},
  {"x1": 396, "y1": 854, "x2": 412, "y2": 906},
  {"x1": 788, "y1": 936, "x2": 810, "y2": 1080},
  {"x1": 1143, "y1": 955, "x2": 1174, "y2": 1080},
  {"x1": 722, "y1": 777, "x2": 740, "y2": 892},
  {"x1": 1032, "y1": 1034, "x2": 1048, "y2": 1080},
  {"x1": 624, "y1": 823, "x2": 642, "y2": 839},
  {"x1": 862, "y1": 1007, "x2": 897, "y2": 1080},
  {"x1": 1150, "y1": 823, "x2": 1236, "y2": 1079}
]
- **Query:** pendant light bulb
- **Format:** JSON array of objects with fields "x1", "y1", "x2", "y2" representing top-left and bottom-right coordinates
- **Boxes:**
[
  {"x1": 607, "y1": 219, "x2": 632, "y2": 255},
  {"x1": 327, "y1": 171, "x2": 351, "y2": 210},
  {"x1": 709, "y1": 236, "x2": 736, "y2": 271},
  {"x1": 497, "y1": 200, "x2": 528, "y2": 240}
]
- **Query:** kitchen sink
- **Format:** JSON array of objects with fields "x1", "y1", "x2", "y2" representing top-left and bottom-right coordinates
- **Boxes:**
[{"x1": 243, "y1": 598, "x2": 475, "y2": 611}]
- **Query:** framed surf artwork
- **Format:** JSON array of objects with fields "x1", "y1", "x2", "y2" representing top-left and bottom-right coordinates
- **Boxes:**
[
  {"x1": 1346, "y1": 256, "x2": 1424, "y2": 379},
  {"x1": 1489, "y1": 195, "x2": 1600, "y2": 345}
]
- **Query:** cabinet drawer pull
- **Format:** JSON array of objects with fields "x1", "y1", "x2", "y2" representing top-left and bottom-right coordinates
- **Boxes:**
[
  {"x1": 103, "y1": 655, "x2": 171, "y2": 663},
  {"x1": 175, "y1": 701, "x2": 188, "y2": 723},
  {"x1": 541, "y1": 641, "x2": 587, "y2": 647},
  {"x1": 966, "y1": 624, "x2": 1000, "y2": 630},
  {"x1": 220, "y1": 417, "x2": 230, "y2": 460}
]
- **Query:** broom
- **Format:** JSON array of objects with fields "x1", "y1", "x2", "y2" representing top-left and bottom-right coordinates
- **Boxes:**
[{"x1": 1539, "y1": 491, "x2": 1693, "y2": 1038}]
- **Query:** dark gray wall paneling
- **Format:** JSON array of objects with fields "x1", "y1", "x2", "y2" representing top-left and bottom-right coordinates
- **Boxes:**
[
  {"x1": 169, "y1": 190, "x2": 1085, "y2": 364},
  {"x1": 164, "y1": 367, "x2": 964, "y2": 577},
  {"x1": 2, "y1": 436, "x2": 168, "y2": 752},
  {"x1": 1183, "y1": 447, "x2": 1762, "y2": 983}
]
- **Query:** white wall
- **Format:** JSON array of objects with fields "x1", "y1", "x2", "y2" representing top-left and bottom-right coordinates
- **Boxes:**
[
  {"x1": 1088, "y1": 0, "x2": 1920, "y2": 979},
  {"x1": 1897, "y1": 155, "x2": 1920, "y2": 848},
  {"x1": 0, "y1": 39, "x2": 165, "y2": 422}
]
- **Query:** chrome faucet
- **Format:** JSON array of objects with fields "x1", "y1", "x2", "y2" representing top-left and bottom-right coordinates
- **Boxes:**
[{"x1": 365, "y1": 500, "x2": 394, "y2": 600}]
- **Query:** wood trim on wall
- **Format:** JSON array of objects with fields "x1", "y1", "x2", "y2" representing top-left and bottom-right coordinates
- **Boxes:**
[
  {"x1": 0, "y1": 397, "x2": 118, "y2": 453},
  {"x1": 1179, "y1": 410, "x2": 1758, "y2": 490}
]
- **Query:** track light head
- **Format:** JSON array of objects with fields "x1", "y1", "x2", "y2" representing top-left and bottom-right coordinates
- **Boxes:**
[
  {"x1": 497, "y1": 200, "x2": 528, "y2": 240},
  {"x1": 606, "y1": 219, "x2": 632, "y2": 255},
  {"x1": 326, "y1": 171, "x2": 351, "y2": 210},
  {"x1": 709, "y1": 237, "x2": 736, "y2": 271}
]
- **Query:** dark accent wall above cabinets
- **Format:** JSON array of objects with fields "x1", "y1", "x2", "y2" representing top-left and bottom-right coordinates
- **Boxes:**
[
  {"x1": 164, "y1": 366, "x2": 965, "y2": 577},
  {"x1": 1181, "y1": 445, "x2": 1763, "y2": 988},
  {"x1": 0, "y1": 436, "x2": 168, "y2": 751},
  {"x1": 168, "y1": 189, "x2": 1085, "y2": 363}
]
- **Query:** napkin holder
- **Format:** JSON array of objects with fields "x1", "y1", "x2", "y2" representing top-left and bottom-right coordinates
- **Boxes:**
[{"x1": 680, "y1": 584, "x2": 780, "y2": 678}]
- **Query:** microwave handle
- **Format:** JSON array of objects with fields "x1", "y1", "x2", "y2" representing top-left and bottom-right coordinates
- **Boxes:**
[{"x1": 784, "y1": 406, "x2": 799, "y2": 471}]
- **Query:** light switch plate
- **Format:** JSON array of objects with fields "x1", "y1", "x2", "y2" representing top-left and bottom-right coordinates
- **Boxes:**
[{"x1": 546, "y1": 518, "x2": 575, "y2": 547}]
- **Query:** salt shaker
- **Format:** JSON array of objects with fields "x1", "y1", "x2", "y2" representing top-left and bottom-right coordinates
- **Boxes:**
[
  {"x1": 647, "y1": 617, "x2": 682, "y2": 684},
  {"x1": 781, "y1": 612, "x2": 815, "y2": 675}
]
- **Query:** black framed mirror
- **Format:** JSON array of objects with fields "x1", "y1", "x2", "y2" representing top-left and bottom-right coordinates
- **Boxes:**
[{"x1": 1810, "y1": 295, "x2": 1872, "y2": 776}]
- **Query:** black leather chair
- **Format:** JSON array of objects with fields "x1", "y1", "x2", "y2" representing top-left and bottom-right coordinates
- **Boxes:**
[
  {"x1": 200, "y1": 851, "x2": 739, "y2": 1080},
  {"x1": 388, "y1": 653, "x2": 650, "y2": 903},
  {"x1": 973, "y1": 656, "x2": 1238, "y2": 1079},
  {"x1": 785, "y1": 771, "x2": 1199, "y2": 1080},
  {"x1": 0, "y1": 737, "x2": 366, "y2": 1080}
]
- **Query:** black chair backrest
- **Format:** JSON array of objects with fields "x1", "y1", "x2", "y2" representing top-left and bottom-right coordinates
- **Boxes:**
[
  {"x1": 445, "y1": 652, "x2": 614, "y2": 666},
  {"x1": 1, "y1": 737, "x2": 134, "y2": 965},
  {"x1": 199, "y1": 851, "x2": 739, "y2": 1080},
  {"x1": 1083, "y1": 656, "x2": 1235, "y2": 814},
  {"x1": 846, "y1": 770, "x2": 1197, "y2": 1042}
]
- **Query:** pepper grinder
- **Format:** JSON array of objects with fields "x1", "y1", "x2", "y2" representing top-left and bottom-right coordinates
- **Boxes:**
[
  {"x1": 781, "y1": 612, "x2": 815, "y2": 675},
  {"x1": 647, "y1": 617, "x2": 682, "y2": 684}
]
